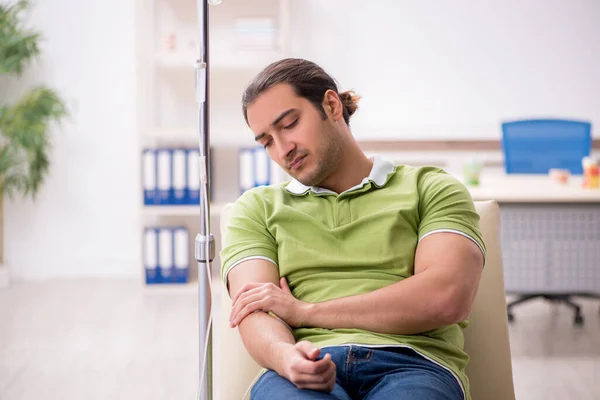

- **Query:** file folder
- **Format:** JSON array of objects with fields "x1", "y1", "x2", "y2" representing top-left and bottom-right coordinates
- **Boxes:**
[
  {"x1": 239, "y1": 147, "x2": 255, "y2": 194},
  {"x1": 143, "y1": 227, "x2": 159, "y2": 284},
  {"x1": 142, "y1": 149, "x2": 157, "y2": 205},
  {"x1": 173, "y1": 226, "x2": 190, "y2": 283},
  {"x1": 156, "y1": 149, "x2": 172, "y2": 205},
  {"x1": 254, "y1": 147, "x2": 270, "y2": 187},
  {"x1": 172, "y1": 149, "x2": 187, "y2": 205},
  {"x1": 270, "y1": 159, "x2": 285, "y2": 185},
  {"x1": 187, "y1": 149, "x2": 201, "y2": 205},
  {"x1": 158, "y1": 227, "x2": 174, "y2": 280}
]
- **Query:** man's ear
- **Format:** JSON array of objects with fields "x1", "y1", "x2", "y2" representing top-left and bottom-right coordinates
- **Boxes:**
[{"x1": 322, "y1": 89, "x2": 343, "y2": 121}]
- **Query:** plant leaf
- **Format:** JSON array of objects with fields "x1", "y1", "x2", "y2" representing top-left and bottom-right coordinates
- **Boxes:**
[
  {"x1": 0, "y1": 87, "x2": 68, "y2": 199},
  {"x1": 0, "y1": 1, "x2": 40, "y2": 76},
  {"x1": 0, "y1": 144, "x2": 27, "y2": 199},
  {"x1": 0, "y1": 1, "x2": 69, "y2": 201}
]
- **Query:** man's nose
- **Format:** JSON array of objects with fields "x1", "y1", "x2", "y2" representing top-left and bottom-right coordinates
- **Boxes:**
[{"x1": 277, "y1": 139, "x2": 295, "y2": 162}]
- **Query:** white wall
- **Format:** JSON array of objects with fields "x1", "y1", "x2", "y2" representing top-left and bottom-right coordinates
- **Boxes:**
[
  {"x1": 4, "y1": 0, "x2": 599, "y2": 280},
  {"x1": 289, "y1": 0, "x2": 600, "y2": 139},
  {"x1": 5, "y1": 0, "x2": 140, "y2": 280}
]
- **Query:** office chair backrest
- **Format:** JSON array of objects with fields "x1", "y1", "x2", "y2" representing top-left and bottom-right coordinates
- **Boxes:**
[{"x1": 502, "y1": 119, "x2": 591, "y2": 174}]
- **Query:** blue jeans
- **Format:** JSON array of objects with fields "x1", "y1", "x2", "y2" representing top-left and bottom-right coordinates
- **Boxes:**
[{"x1": 250, "y1": 345, "x2": 464, "y2": 400}]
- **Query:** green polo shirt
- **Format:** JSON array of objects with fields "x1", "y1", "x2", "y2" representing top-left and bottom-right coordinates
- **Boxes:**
[{"x1": 220, "y1": 156, "x2": 486, "y2": 400}]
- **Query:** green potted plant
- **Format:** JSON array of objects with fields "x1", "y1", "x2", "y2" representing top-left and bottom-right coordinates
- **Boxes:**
[{"x1": 0, "y1": 0, "x2": 68, "y2": 287}]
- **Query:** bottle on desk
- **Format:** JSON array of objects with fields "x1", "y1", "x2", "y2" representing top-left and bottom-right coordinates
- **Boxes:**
[
  {"x1": 463, "y1": 159, "x2": 483, "y2": 187},
  {"x1": 582, "y1": 156, "x2": 599, "y2": 189}
]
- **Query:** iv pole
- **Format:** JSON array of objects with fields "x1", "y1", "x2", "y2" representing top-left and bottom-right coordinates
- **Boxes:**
[{"x1": 194, "y1": 1, "x2": 218, "y2": 399}]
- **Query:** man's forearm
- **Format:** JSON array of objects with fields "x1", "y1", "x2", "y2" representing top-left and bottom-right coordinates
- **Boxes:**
[
  {"x1": 303, "y1": 269, "x2": 468, "y2": 335},
  {"x1": 238, "y1": 311, "x2": 296, "y2": 373}
]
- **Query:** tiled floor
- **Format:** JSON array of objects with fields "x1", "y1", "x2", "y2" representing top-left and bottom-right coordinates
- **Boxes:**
[
  {"x1": 506, "y1": 295, "x2": 600, "y2": 399},
  {"x1": 0, "y1": 279, "x2": 599, "y2": 399}
]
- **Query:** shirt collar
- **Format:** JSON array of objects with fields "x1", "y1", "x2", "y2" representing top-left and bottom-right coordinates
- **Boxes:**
[{"x1": 285, "y1": 154, "x2": 396, "y2": 195}]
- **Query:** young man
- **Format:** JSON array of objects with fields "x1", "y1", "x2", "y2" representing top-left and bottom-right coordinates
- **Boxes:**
[{"x1": 220, "y1": 58, "x2": 486, "y2": 400}]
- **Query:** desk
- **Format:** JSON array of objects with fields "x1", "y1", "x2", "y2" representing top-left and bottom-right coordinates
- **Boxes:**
[
  {"x1": 467, "y1": 175, "x2": 600, "y2": 203},
  {"x1": 466, "y1": 175, "x2": 600, "y2": 296}
]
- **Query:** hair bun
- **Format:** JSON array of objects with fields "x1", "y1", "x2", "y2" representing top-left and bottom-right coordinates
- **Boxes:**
[{"x1": 339, "y1": 90, "x2": 360, "y2": 118}]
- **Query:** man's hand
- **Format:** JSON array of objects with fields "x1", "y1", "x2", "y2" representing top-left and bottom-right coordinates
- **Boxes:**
[
  {"x1": 277, "y1": 341, "x2": 336, "y2": 392},
  {"x1": 229, "y1": 277, "x2": 308, "y2": 328}
]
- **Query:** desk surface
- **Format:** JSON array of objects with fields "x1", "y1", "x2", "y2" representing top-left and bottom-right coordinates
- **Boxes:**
[{"x1": 465, "y1": 174, "x2": 600, "y2": 203}]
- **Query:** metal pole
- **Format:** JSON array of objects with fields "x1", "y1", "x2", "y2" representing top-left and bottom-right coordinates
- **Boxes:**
[{"x1": 194, "y1": 1, "x2": 214, "y2": 399}]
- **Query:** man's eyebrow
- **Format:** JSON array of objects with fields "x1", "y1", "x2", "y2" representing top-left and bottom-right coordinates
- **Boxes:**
[{"x1": 254, "y1": 108, "x2": 297, "y2": 142}]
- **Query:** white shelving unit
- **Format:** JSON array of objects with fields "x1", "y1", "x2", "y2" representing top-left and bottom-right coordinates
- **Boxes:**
[
  {"x1": 136, "y1": 0, "x2": 291, "y2": 285},
  {"x1": 146, "y1": 127, "x2": 197, "y2": 142},
  {"x1": 142, "y1": 203, "x2": 227, "y2": 217}
]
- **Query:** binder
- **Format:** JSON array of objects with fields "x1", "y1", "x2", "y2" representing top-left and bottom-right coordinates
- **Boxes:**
[
  {"x1": 269, "y1": 159, "x2": 284, "y2": 185},
  {"x1": 254, "y1": 147, "x2": 270, "y2": 187},
  {"x1": 156, "y1": 149, "x2": 172, "y2": 205},
  {"x1": 187, "y1": 149, "x2": 200, "y2": 205},
  {"x1": 173, "y1": 226, "x2": 190, "y2": 283},
  {"x1": 239, "y1": 148, "x2": 255, "y2": 194},
  {"x1": 158, "y1": 227, "x2": 174, "y2": 281},
  {"x1": 172, "y1": 149, "x2": 187, "y2": 205},
  {"x1": 143, "y1": 147, "x2": 214, "y2": 206},
  {"x1": 142, "y1": 149, "x2": 157, "y2": 205},
  {"x1": 143, "y1": 227, "x2": 159, "y2": 284}
]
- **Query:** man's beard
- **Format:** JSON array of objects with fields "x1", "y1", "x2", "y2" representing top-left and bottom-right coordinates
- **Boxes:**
[{"x1": 296, "y1": 129, "x2": 343, "y2": 187}]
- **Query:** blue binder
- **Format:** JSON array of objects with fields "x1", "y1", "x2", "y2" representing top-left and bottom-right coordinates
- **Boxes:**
[
  {"x1": 238, "y1": 147, "x2": 254, "y2": 194},
  {"x1": 173, "y1": 226, "x2": 190, "y2": 283},
  {"x1": 172, "y1": 149, "x2": 187, "y2": 205},
  {"x1": 142, "y1": 149, "x2": 157, "y2": 205},
  {"x1": 143, "y1": 227, "x2": 159, "y2": 284},
  {"x1": 270, "y1": 158, "x2": 284, "y2": 186},
  {"x1": 253, "y1": 147, "x2": 271, "y2": 187},
  {"x1": 156, "y1": 149, "x2": 172, "y2": 205},
  {"x1": 239, "y1": 146, "x2": 273, "y2": 194},
  {"x1": 144, "y1": 226, "x2": 189, "y2": 284},
  {"x1": 187, "y1": 149, "x2": 201, "y2": 205},
  {"x1": 158, "y1": 227, "x2": 174, "y2": 281}
]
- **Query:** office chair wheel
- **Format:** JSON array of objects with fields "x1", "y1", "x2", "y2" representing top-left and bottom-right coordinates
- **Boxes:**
[{"x1": 574, "y1": 314, "x2": 584, "y2": 326}]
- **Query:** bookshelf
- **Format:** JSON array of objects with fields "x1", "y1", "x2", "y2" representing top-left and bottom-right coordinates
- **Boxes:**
[
  {"x1": 142, "y1": 203, "x2": 227, "y2": 217},
  {"x1": 136, "y1": 0, "x2": 291, "y2": 285}
]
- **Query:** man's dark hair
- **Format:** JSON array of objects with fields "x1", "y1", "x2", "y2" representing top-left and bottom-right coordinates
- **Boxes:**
[{"x1": 242, "y1": 58, "x2": 360, "y2": 126}]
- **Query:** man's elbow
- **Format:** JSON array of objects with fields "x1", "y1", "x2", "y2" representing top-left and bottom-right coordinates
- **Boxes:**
[
  {"x1": 435, "y1": 266, "x2": 482, "y2": 325},
  {"x1": 436, "y1": 290, "x2": 475, "y2": 325}
]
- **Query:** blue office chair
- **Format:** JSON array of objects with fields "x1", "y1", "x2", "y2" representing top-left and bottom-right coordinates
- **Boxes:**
[
  {"x1": 501, "y1": 118, "x2": 598, "y2": 325},
  {"x1": 502, "y1": 119, "x2": 592, "y2": 175}
]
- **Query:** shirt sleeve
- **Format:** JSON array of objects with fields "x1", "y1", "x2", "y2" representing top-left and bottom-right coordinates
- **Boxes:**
[
  {"x1": 219, "y1": 190, "x2": 279, "y2": 286},
  {"x1": 417, "y1": 169, "x2": 487, "y2": 264}
]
